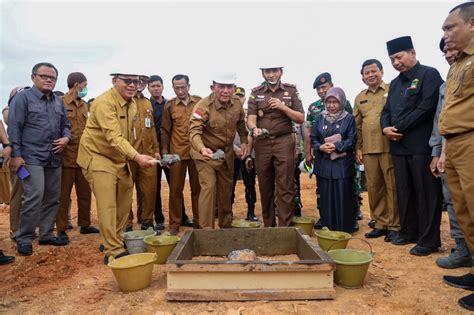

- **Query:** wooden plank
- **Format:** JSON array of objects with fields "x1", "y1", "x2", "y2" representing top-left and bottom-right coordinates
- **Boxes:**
[
  {"x1": 166, "y1": 288, "x2": 336, "y2": 301},
  {"x1": 167, "y1": 230, "x2": 193, "y2": 261},
  {"x1": 167, "y1": 271, "x2": 333, "y2": 290},
  {"x1": 166, "y1": 262, "x2": 334, "y2": 272},
  {"x1": 296, "y1": 231, "x2": 334, "y2": 264}
]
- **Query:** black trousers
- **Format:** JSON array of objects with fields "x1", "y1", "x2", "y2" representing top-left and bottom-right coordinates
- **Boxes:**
[
  {"x1": 231, "y1": 158, "x2": 257, "y2": 208},
  {"x1": 392, "y1": 154, "x2": 442, "y2": 248}
]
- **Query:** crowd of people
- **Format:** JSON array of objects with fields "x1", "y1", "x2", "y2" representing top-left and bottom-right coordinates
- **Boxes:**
[{"x1": 0, "y1": 2, "x2": 472, "y2": 310}]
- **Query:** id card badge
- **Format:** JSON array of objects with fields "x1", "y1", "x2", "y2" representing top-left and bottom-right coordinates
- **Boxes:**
[{"x1": 145, "y1": 117, "x2": 151, "y2": 128}]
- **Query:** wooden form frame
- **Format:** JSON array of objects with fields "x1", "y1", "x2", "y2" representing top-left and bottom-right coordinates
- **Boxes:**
[{"x1": 166, "y1": 227, "x2": 336, "y2": 301}]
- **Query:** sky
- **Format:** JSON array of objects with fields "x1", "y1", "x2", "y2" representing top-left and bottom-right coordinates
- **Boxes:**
[{"x1": 0, "y1": 0, "x2": 462, "y2": 109}]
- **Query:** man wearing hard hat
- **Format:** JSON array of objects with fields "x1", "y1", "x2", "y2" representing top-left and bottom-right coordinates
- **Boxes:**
[
  {"x1": 189, "y1": 73, "x2": 248, "y2": 229},
  {"x1": 77, "y1": 71, "x2": 155, "y2": 264},
  {"x1": 247, "y1": 65, "x2": 305, "y2": 227}
]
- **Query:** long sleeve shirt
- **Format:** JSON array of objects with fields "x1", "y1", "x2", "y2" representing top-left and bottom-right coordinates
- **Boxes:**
[
  {"x1": 429, "y1": 83, "x2": 446, "y2": 157},
  {"x1": 380, "y1": 62, "x2": 443, "y2": 155},
  {"x1": 8, "y1": 86, "x2": 71, "y2": 167}
]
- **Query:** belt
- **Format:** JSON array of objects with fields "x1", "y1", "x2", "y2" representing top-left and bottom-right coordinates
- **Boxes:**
[
  {"x1": 444, "y1": 130, "x2": 474, "y2": 140},
  {"x1": 268, "y1": 132, "x2": 292, "y2": 140}
]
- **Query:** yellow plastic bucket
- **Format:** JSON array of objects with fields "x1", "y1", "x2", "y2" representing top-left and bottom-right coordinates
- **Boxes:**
[
  {"x1": 231, "y1": 219, "x2": 261, "y2": 228},
  {"x1": 144, "y1": 234, "x2": 181, "y2": 264},
  {"x1": 108, "y1": 253, "x2": 157, "y2": 292},
  {"x1": 291, "y1": 216, "x2": 315, "y2": 235},
  {"x1": 314, "y1": 227, "x2": 352, "y2": 251},
  {"x1": 327, "y1": 238, "x2": 374, "y2": 288}
]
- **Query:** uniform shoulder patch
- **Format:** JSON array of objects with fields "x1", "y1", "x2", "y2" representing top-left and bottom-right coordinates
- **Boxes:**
[{"x1": 251, "y1": 85, "x2": 264, "y2": 93}]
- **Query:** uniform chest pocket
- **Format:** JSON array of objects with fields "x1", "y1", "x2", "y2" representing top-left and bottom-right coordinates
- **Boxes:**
[
  {"x1": 67, "y1": 110, "x2": 76, "y2": 118},
  {"x1": 27, "y1": 104, "x2": 45, "y2": 113},
  {"x1": 171, "y1": 111, "x2": 188, "y2": 125},
  {"x1": 282, "y1": 96, "x2": 292, "y2": 108},
  {"x1": 54, "y1": 106, "x2": 64, "y2": 116},
  {"x1": 453, "y1": 61, "x2": 472, "y2": 97},
  {"x1": 210, "y1": 120, "x2": 223, "y2": 130}
]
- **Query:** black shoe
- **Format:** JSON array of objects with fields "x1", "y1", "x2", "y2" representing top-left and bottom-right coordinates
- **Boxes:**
[
  {"x1": 99, "y1": 244, "x2": 105, "y2": 252},
  {"x1": 67, "y1": 223, "x2": 74, "y2": 230},
  {"x1": 155, "y1": 222, "x2": 165, "y2": 231},
  {"x1": 181, "y1": 218, "x2": 194, "y2": 227},
  {"x1": 0, "y1": 251, "x2": 15, "y2": 265},
  {"x1": 39, "y1": 237, "x2": 68, "y2": 246},
  {"x1": 314, "y1": 218, "x2": 323, "y2": 230},
  {"x1": 391, "y1": 236, "x2": 417, "y2": 246},
  {"x1": 246, "y1": 214, "x2": 258, "y2": 222},
  {"x1": 384, "y1": 231, "x2": 398, "y2": 243},
  {"x1": 409, "y1": 245, "x2": 438, "y2": 256},
  {"x1": 57, "y1": 231, "x2": 70, "y2": 243},
  {"x1": 443, "y1": 273, "x2": 474, "y2": 291},
  {"x1": 459, "y1": 293, "x2": 474, "y2": 311},
  {"x1": 356, "y1": 211, "x2": 363, "y2": 221},
  {"x1": 125, "y1": 225, "x2": 133, "y2": 232},
  {"x1": 80, "y1": 226, "x2": 100, "y2": 234},
  {"x1": 104, "y1": 251, "x2": 129, "y2": 265},
  {"x1": 368, "y1": 219, "x2": 376, "y2": 229},
  {"x1": 17, "y1": 244, "x2": 33, "y2": 256},
  {"x1": 141, "y1": 223, "x2": 154, "y2": 230},
  {"x1": 365, "y1": 229, "x2": 388, "y2": 238}
]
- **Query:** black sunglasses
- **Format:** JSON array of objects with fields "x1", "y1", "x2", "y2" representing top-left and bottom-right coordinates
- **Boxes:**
[{"x1": 117, "y1": 77, "x2": 141, "y2": 86}]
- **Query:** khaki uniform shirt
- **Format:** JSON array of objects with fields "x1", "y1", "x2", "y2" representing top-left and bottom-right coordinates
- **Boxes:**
[
  {"x1": 77, "y1": 88, "x2": 138, "y2": 174},
  {"x1": 439, "y1": 43, "x2": 474, "y2": 136},
  {"x1": 160, "y1": 95, "x2": 201, "y2": 160},
  {"x1": 353, "y1": 82, "x2": 390, "y2": 154},
  {"x1": 132, "y1": 93, "x2": 159, "y2": 156},
  {"x1": 61, "y1": 92, "x2": 89, "y2": 168},
  {"x1": 247, "y1": 82, "x2": 304, "y2": 137},
  {"x1": 189, "y1": 93, "x2": 247, "y2": 161}
]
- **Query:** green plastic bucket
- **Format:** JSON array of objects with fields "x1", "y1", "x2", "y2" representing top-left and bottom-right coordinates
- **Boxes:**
[
  {"x1": 291, "y1": 216, "x2": 315, "y2": 235},
  {"x1": 144, "y1": 234, "x2": 181, "y2": 264},
  {"x1": 122, "y1": 229, "x2": 155, "y2": 254},
  {"x1": 314, "y1": 227, "x2": 352, "y2": 251},
  {"x1": 231, "y1": 219, "x2": 261, "y2": 228},
  {"x1": 327, "y1": 238, "x2": 374, "y2": 288}
]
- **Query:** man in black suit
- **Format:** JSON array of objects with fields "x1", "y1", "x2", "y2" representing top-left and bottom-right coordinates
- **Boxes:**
[{"x1": 381, "y1": 36, "x2": 444, "y2": 256}]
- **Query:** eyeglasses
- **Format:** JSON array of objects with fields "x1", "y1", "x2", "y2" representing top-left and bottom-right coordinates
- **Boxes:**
[
  {"x1": 34, "y1": 73, "x2": 57, "y2": 81},
  {"x1": 117, "y1": 77, "x2": 141, "y2": 86}
]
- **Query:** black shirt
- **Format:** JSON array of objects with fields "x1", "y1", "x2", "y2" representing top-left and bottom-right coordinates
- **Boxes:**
[
  {"x1": 151, "y1": 96, "x2": 167, "y2": 141},
  {"x1": 381, "y1": 62, "x2": 443, "y2": 155}
]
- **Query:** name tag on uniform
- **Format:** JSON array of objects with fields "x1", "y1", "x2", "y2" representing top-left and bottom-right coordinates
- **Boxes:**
[
  {"x1": 120, "y1": 116, "x2": 126, "y2": 119},
  {"x1": 145, "y1": 117, "x2": 151, "y2": 128},
  {"x1": 283, "y1": 96, "x2": 292, "y2": 100},
  {"x1": 360, "y1": 100, "x2": 368, "y2": 104}
]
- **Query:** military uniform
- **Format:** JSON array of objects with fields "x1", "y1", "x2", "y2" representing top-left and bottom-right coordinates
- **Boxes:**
[
  {"x1": 247, "y1": 82, "x2": 304, "y2": 227},
  {"x1": 77, "y1": 88, "x2": 138, "y2": 259},
  {"x1": 439, "y1": 43, "x2": 474, "y2": 268},
  {"x1": 189, "y1": 94, "x2": 247, "y2": 229},
  {"x1": 354, "y1": 82, "x2": 399, "y2": 232},
  {"x1": 160, "y1": 94, "x2": 201, "y2": 231},
  {"x1": 56, "y1": 92, "x2": 92, "y2": 233},
  {"x1": 127, "y1": 92, "x2": 159, "y2": 227}
]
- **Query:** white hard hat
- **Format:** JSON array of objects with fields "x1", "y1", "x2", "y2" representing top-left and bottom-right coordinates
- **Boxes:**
[
  {"x1": 259, "y1": 64, "x2": 284, "y2": 70},
  {"x1": 109, "y1": 70, "x2": 143, "y2": 77},
  {"x1": 213, "y1": 72, "x2": 237, "y2": 85}
]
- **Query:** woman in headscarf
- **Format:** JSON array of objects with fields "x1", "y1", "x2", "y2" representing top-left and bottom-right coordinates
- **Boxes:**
[{"x1": 310, "y1": 87, "x2": 357, "y2": 233}]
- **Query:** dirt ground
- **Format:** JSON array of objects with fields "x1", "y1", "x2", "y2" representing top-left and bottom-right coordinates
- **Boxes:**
[{"x1": 0, "y1": 176, "x2": 471, "y2": 314}]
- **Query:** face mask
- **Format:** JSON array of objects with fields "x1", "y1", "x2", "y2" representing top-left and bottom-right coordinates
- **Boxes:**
[
  {"x1": 78, "y1": 87, "x2": 88, "y2": 98},
  {"x1": 267, "y1": 80, "x2": 279, "y2": 85}
]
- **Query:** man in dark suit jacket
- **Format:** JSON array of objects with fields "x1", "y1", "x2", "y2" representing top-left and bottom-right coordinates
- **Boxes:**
[{"x1": 381, "y1": 36, "x2": 444, "y2": 256}]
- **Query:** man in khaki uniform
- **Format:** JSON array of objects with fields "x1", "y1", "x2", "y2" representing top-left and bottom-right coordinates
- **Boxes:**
[
  {"x1": 2, "y1": 86, "x2": 29, "y2": 239},
  {"x1": 354, "y1": 59, "x2": 399, "y2": 241},
  {"x1": 438, "y1": 2, "x2": 474, "y2": 311},
  {"x1": 56, "y1": 72, "x2": 99, "y2": 242},
  {"x1": 189, "y1": 73, "x2": 248, "y2": 229},
  {"x1": 247, "y1": 65, "x2": 305, "y2": 227},
  {"x1": 127, "y1": 76, "x2": 160, "y2": 231},
  {"x1": 161, "y1": 74, "x2": 201, "y2": 235},
  {"x1": 77, "y1": 71, "x2": 155, "y2": 263}
]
